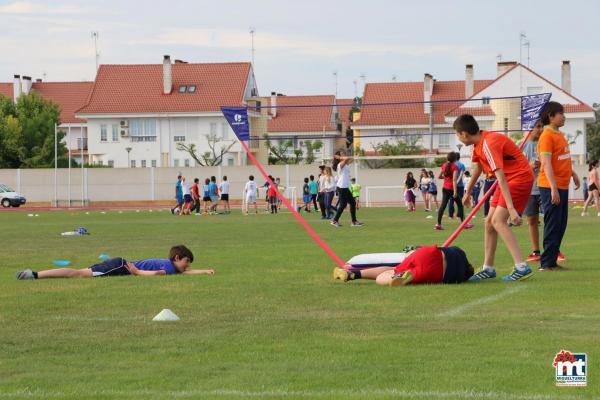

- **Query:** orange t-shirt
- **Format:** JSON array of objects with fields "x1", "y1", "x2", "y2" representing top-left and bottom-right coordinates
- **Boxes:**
[
  {"x1": 537, "y1": 126, "x2": 572, "y2": 190},
  {"x1": 471, "y1": 131, "x2": 533, "y2": 183}
]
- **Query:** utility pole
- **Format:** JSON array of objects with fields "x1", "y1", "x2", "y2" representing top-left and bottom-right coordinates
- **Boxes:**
[
  {"x1": 249, "y1": 28, "x2": 256, "y2": 66},
  {"x1": 333, "y1": 71, "x2": 338, "y2": 98},
  {"x1": 91, "y1": 31, "x2": 100, "y2": 73},
  {"x1": 353, "y1": 79, "x2": 358, "y2": 98}
]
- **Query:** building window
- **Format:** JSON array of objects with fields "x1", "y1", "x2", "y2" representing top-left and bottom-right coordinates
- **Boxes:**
[
  {"x1": 222, "y1": 122, "x2": 229, "y2": 140},
  {"x1": 131, "y1": 160, "x2": 136, "y2": 168},
  {"x1": 97, "y1": 160, "x2": 103, "y2": 166},
  {"x1": 482, "y1": 97, "x2": 491, "y2": 105},
  {"x1": 174, "y1": 159, "x2": 179, "y2": 167},
  {"x1": 227, "y1": 157, "x2": 235, "y2": 166},
  {"x1": 439, "y1": 133, "x2": 450, "y2": 149},
  {"x1": 141, "y1": 160, "x2": 146, "y2": 168},
  {"x1": 174, "y1": 136, "x2": 186, "y2": 142},
  {"x1": 184, "y1": 159, "x2": 190, "y2": 167},
  {"x1": 504, "y1": 118, "x2": 509, "y2": 132},
  {"x1": 210, "y1": 122, "x2": 217, "y2": 136},
  {"x1": 129, "y1": 119, "x2": 156, "y2": 140},
  {"x1": 151, "y1": 160, "x2": 157, "y2": 168},
  {"x1": 108, "y1": 160, "x2": 114, "y2": 167},
  {"x1": 100, "y1": 125, "x2": 107, "y2": 142},
  {"x1": 178, "y1": 85, "x2": 186, "y2": 93},
  {"x1": 112, "y1": 125, "x2": 119, "y2": 141},
  {"x1": 188, "y1": 85, "x2": 196, "y2": 93}
]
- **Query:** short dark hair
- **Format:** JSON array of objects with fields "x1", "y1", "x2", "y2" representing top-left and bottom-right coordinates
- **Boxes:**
[
  {"x1": 249, "y1": 175, "x2": 254, "y2": 181},
  {"x1": 540, "y1": 101, "x2": 564, "y2": 125},
  {"x1": 453, "y1": 114, "x2": 480, "y2": 135},
  {"x1": 194, "y1": 178, "x2": 199, "y2": 183},
  {"x1": 304, "y1": 177, "x2": 309, "y2": 183},
  {"x1": 204, "y1": 178, "x2": 210, "y2": 184},
  {"x1": 210, "y1": 176, "x2": 216, "y2": 182},
  {"x1": 223, "y1": 175, "x2": 227, "y2": 181},
  {"x1": 309, "y1": 175, "x2": 314, "y2": 180},
  {"x1": 169, "y1": 245, "x2": 194, "y2": 263},
  {"x1": 589, "y1": 160, "x2": 599, "y2": 171}
]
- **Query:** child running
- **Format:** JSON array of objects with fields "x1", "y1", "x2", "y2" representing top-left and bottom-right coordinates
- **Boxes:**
[
  {"x1": 333, "y1": 245, "x2": 474, "y2": 286},
  {"x1": 16, "y1": 245, "x2": 215, "y2": 279},
  {"x1": 457, "y1": 114, "x2": 534, "y2": 281},
  {"x1": 581, "y1": 160, "x2": 600, "y2": 217},
  {"x1": 331, "y1": 151, "x2": 363, "y2": 227}
]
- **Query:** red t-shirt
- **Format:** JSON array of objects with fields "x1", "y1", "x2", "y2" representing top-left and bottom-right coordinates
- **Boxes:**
[
  {"x1": 441, "y1": 162, "x2": 459, "y2": 190},
  {"x1": 267, "y1": 186, "x2": 278, "y2": 198},
  {"x1": 472, "y1": 131, "x2": 533, "y2": 184},
  {"x1": 394, "y1": 245, "x2": 444, "y2": 284},
  {"x1": 191, "y1": 183, "x2": 200, "y2": 198}
]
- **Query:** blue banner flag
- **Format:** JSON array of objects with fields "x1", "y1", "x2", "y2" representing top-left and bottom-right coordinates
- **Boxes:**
[
  {"x1": 221, "y1": 107, "x2": 250, "y2": 141},
  {"x1": 521, "y1": 93, "x2": 552, "y2": 131}
]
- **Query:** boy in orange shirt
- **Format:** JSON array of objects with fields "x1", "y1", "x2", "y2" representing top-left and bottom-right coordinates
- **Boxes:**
[
  {"x1": 537, "y1": 102, "x2": 580, "y2": 271},
  {"x1": 456, "y1": 114, "x2": 534, "y2": 282}
]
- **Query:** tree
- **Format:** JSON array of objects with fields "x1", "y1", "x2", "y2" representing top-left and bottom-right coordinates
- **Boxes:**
[
  {"x1": 263, "y1": 134, "x2": 323, "y2": 165},
  {"x1": 586, "y1": 103, "x2": 600, "y2": 160},
  {"x1": 0, "y1": 92, "x2": 64, "y2": 168},
  {"x1": 176, "y1": 133, "x2": 236, "y2": 166},
  {"x1": 359, "y1": 137, "x2": 428, "y2": 169}
]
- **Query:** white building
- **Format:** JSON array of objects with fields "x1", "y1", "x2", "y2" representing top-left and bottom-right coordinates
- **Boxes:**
[
  {"x1": 75, "y1": 56, "x2": 259, "y2": 168},
  {"x1": 352, "y1": 61, "x2": 595, "y2": 164}
]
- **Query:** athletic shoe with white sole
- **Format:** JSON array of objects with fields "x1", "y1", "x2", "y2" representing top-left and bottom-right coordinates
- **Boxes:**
[
  {"x1": 557, "y1": 252, "x2": 567, "y2": 262},
  {"x1": 351, "y1": 221, "x2": 364, "y2": 227},
  {"x1": 468, "y1": 267, "x2": 497, "y2": 282},
  {"x1": 330, "y1": 220, "x2": 341, "y2": 228},
  {"x1": 389, "y1": 270, "x2": 413, "y2": 287},
  {"x1": 332, "y1": 267, "x2": 350, "y2": 282},
  {"x1": 501, "y1": 265, "x2": 533, "y2": 282},
  {"x1": 16, "y1": 269, "x2": 35, "y2": 280}
]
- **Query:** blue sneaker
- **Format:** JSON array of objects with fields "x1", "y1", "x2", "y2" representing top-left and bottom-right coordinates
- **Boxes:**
[
  {"x1": 502, "y1": 265, "x2": 533, "y2": 282},
  {"x1": 468, "y1": 267, "x2": 497, "y2": 282}
]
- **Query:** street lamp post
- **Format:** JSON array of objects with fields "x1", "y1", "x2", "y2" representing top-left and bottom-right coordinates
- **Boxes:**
[{"x1": 126, "y1": 147, "x2": 132, "y2": 167}]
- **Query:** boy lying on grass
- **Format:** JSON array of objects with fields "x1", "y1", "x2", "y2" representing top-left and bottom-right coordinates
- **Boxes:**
[
  {"x1": 16, "y1": 245, "x2": 215, "y2": 280},
  {"x1": 333, "y1": 245, "x2": 474, "y2": 286}
]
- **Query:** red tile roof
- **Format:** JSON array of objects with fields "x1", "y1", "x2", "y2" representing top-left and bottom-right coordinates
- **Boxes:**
[
  {"x1": 446, "y1": 106, "x2": 495, "y2": 117},
  {"x1": 0, "y1": 81, "x2": 93, "y2": 123},
  {"x1": 356, "y1": 80, "x2": 493, "y2": 126},
  {"x1": 77, "y1": 62, "x2": 252, "y2": 114},
  {"x1": 267, "y1": 95, "x2": 337, "y2": 133}
]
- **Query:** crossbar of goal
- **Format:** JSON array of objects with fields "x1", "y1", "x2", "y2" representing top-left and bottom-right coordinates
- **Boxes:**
[
  {"x1": 241, "y1": 186, "x2": 297, "y2": 213},
  {"x1": 365, "y1": 185, "x2": 405, "y2": 208}
]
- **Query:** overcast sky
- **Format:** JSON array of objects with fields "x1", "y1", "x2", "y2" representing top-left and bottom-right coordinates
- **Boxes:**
[{"x1": 0, "y1": 0, "x2": 598, "y2": 104}]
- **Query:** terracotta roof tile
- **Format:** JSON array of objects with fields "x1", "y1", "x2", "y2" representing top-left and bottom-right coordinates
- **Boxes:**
[
  {"x1": 77, "y1": 62, "x2": 251, "y2": 114},
  {"x1": 267, "y1": 95, "x2": 337, "y2": 133}
]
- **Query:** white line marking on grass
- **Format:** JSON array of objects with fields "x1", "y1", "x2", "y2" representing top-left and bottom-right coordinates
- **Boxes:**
[
  {"x1": 0, "y1": 388, "x2": 591, "y2": 399},
  {"x1": 437, "y1": 285, "x2": 526, "y2": 318}
]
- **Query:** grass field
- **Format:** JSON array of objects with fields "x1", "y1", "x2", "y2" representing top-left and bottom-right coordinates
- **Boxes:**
[{"x1": 1, "y1": 207, "x2": 599, "y2": 399}]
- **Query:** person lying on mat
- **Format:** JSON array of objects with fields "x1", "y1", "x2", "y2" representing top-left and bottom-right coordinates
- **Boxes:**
[
  {"x1": 16, "y1": 245, "x2": 215, "y2": 280},
  {"x1": 333, "y1": 245, "x2": 474, "y2": 286}
]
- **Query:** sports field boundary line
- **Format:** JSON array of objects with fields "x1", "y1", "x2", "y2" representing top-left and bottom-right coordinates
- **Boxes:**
[
  {"x1": 436, "y1": 285, "x2": 527, "y2": 318},
  {"x1": 0, "y1": 388, "x2": 593, "y2": 399}
]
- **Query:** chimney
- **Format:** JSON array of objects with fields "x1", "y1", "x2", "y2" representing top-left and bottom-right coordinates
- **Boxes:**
[
  {"x1": 270, "y1": 91, "x2": 277, "y2": 118},
  {"x1": 497, "y1": 61, "x2": 517, "y2": 76},
  {"x1": 423, "y1": 73, "x2": 433, "y2": 114},
  {"x1": 21, "y1": 76, "x2": 32, "y2": 95},
  {"x1": 13, "y1": 75, "x2": 21, "y2": 102},
  {"x1": 163, "y1": 55, "x2": 172, "y2": 95},
  {"x1": 465, "y1": 64, "x2": 474, "y2": 98},
  {"x1": 561, "y1": 60, "x2": 571, "y2": 93}
]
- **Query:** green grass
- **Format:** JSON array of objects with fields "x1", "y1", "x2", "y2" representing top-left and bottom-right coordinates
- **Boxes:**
[{"x1": 0, "y1": 208, "x2": 599, "y2": 399}]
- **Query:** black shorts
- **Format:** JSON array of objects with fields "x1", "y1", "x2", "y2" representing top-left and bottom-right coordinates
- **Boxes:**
[
  {"x1": 184, "y1": 194, "x2": 192, "y2": 203},
  {"x1": 221, "y1": 194, "x2": 229, "y2": 201},
  {"x1": 441, "y1": 247, "x2": 471, "y2": 284},
  {"x1": 590, "y1": 183, "x2": 598, "y2": 192},
  {"x1": 523, "y1": 194, "x2": 541, "y2": 217},
  {"x1": 90, "y1": 258, "x2": 130, "y2": 277},
  {"x1": 202, "y1": 196, "x2": 211, "y2": 202}
]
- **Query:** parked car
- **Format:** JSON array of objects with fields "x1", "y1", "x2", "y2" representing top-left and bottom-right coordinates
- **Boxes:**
[{"x1": 0, "y1": 184, "x2": 26, "y2": 207}]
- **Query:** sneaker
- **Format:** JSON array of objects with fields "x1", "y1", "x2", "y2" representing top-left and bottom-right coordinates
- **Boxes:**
[
  {"x1": 468, "y1": 267, "x2": 497, "y2": 282},
  {"x1": 351, "y1": 221, "x2": 364, "y2": 227},
  {"x1": 332, "y1": 267, "x2": 350, "y2": 282},
  {"x1": 501, "y1": 265, "x2": 533, "y2": 282},
  {"x1": 464, "y1": 223, "x2": 474, "y2": 229},
  {"x1": 581, "y1": 212, "x2": 588, "y2": 217},
  {"x1": 16, "y1": 269, "x2": 35, "y2": 280},
  {"x1": 539, "y1": 264, "x2": 568, "y2": 272},
  {"x1": 526, "y1": 252, "x2": 541, "y2": 262},
  {"x1": 557, "y1": 252, "x2": 566, "y2": 262},
  {"x1": 389, "y1": 270, "x2": 413, "y2": 287},
  {"x1": 330, "y1": 220, "x2": 341, "y2": 228},
  {"x1": 434, "y1": 224, "x2": 444, "y2": 230}
]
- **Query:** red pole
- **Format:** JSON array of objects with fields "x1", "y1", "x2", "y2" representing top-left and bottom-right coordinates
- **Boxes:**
[
  {"x1": 442, "y1": 129, "x2": 534, "y2": 247},
  {"x1": 239, "y1": 140, "x2": 346, "y2": 267}
]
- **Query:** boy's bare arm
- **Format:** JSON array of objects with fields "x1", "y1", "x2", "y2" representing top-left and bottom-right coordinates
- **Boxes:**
[
  {"x1": 181, "y1": 268, "x2": 215, "y2": 276},
  {"x1": 126, "y1": 262, "x2": 166, "y2": 276}
]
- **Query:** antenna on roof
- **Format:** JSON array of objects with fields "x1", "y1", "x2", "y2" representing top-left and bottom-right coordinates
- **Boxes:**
[
  {"x1": 496, "y1": 53, "x2": 502, "y2": 61},
  {"x1": 333, "y1": 71, "x2": 338, "y2": 99},
  {"x1": 359, "y1": 73, "x2": 366, "y2": 96},
  {"x1": 91, "y1": 31, "x2": 100, "y2": 73},
  {"x1": 353, "y1": 79, "x2": 358, "y2": 98},
  {"x1": 249, "y1": 27, "x2": 256, "y2": 66},
  {"x1": 392, "y1": 74, "x2": 397, "y2": 82}
]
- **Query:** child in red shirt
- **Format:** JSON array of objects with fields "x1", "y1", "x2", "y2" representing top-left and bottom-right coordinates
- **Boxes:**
[
  {"x1": 267, "y1": 184, "x2": 278, "y2": 214},
  {"x1": 333, "y1": 245, "x2": 474, "y2": 286},
  {"x1": 456, "y1": 114, "x2": 534, "y2": 282}
]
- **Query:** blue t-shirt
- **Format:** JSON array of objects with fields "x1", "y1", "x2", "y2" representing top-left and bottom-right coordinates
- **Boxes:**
[
  {"x1": 455, "y1": 161, "x2": 465, "y2": 187},
  {"x1": 132, "y1": 259, "x2": 177, "y2": 275},
  {"x1": 203, "y1": 184, "x2": 210, "y2": 197},
  {"x1": 208, "y1": 182, "x2": 218, "y2": 196},
  {"x1": 308, "y1": 181, "x2": 318, "y2": 195},
  {"x1": 175, "y1": 181, "x2": 183, "y2": 197}
]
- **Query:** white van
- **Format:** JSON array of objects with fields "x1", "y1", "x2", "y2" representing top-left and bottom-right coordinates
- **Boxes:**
[{"x1": 0, "y1": 184, "x2": 26, "y2": 208}]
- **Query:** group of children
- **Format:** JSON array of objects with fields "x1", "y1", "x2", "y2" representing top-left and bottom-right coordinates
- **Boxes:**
[{"x1": 172, "y1": 174, "x2": 231, "y2": 216}]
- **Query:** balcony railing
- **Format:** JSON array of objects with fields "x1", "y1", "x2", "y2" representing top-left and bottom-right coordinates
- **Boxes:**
[{"x1": 76, "y1": 138, "x2": 88, "y2": 150}]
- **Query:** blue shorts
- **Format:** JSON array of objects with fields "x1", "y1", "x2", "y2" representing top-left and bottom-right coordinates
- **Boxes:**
[
  {"x1": 176, "y1": 195, "x2": 183, "y2": 204},
  {"x1": 303, "y1": 194, "x2": 311, "y2": 204},
  {"x1": 90, "y1": 258, "x2": 131, "y2": 277},
  {"x1": 440, "y1": 247, "x2": 471, "y2": 284}
]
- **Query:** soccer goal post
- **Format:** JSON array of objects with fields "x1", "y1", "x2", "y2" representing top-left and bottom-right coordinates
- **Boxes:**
[
  {"x1": 365, "y1": 186, "x2": 406, "y2": 208},
  {"x1": 241, "y1": 186, "x2": 297, "y2": 213}
]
